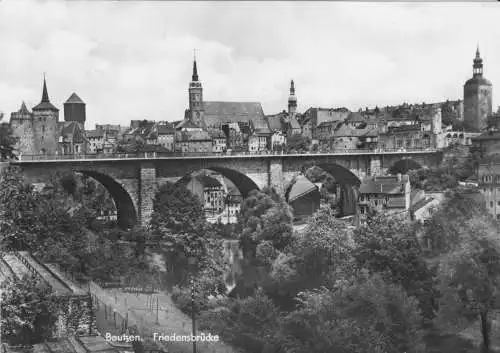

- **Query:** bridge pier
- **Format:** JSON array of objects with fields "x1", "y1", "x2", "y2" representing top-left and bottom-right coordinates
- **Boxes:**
[
  {"x1": 139, "y1": 162, "x2": 157, "y2": 227},
  {"x1": 268, "y1": 158, "x2": 285, "y2": 197}
]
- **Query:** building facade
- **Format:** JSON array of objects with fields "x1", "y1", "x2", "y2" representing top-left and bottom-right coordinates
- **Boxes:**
[
  {"x1": 478, "y1": 163, "x2": 500, "y2": 219},
  {"x1": 358, "y1": 174, "x2": 411, "y2": 216}
]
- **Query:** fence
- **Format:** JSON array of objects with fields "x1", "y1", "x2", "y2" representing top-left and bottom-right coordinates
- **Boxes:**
[{"x1": 15, "y1": 147, "x2": 438, "y2": 162}]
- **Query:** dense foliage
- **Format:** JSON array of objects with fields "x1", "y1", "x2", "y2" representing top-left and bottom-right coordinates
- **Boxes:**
[
  {"x1": 149, "y1": 181, "x2": 227, "y2": 296},
  {"x1": 285, "y1": 134, "x2": 311, "y2": 153},
  {"x1": 1, "y1": 275, "x2": 58, "y2": 345},
  {"x1": 0, "y1": 119, "x2": 18, "y2": 161}
]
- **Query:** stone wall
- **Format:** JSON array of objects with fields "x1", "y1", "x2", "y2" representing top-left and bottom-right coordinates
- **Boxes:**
[{"x1": 139, "y1": 163, "x2": 156, "y2": 226}]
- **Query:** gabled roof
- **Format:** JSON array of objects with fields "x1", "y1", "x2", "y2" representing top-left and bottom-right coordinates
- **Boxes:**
[
  {"x1": 208, "y1": 129, "x2": 226, "y2": 138},
  {"x1": 359, "y1": 175, "x2": 409, "y2": 194},
  {"x1": 86, "y1": 130, "x2": 104, "y2": 138},
  {"x1": 59, "y1": 121, "x2": 86, "y2": 143},
  {"x1": 65, "y1": 93, "x2": 85, "y2": 104},
  {"x1": 387, "y1": 197, "x2": 407, "y2": 208},
  {"x1": 288, "y1": 116, "x2": 301, "y2": 130},
  {"x1": 157, "y1": 124, "x2": 175, "y2": 134},
  {"x1": 266, "y1": 114, "x2": 286, "y2": 132},
  {"x1": 288, "y1": 175, "x2": 319, "y2": 202},
  {"x1": 203, "y1": 101, "x2": 265, "y2": 127},
  {"x1": 180, "y1": 130, "x2": 211, "y2": 141}
]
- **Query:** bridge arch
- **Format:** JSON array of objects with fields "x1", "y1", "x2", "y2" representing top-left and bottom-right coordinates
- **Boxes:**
[
  {"x1": 285, "y1": 162, "x2": 362, "y2": 217},
  {"x1": 74, "y1": 170, "x2": 138, "y2": 229},
  {"x1": 175, "y1": 166, "x2": 260, "y2": 199},
  {"x1": 387, "y1": 159, "x2": 423, "y2": 175}
]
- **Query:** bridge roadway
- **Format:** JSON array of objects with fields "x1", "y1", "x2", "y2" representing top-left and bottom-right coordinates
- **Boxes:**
[
  {"x1": 15, "y1": 148, "x2": 439, "y2": 163},
  {"x1": 10, "y1": 148, "x2": 441, "y2": 227}
]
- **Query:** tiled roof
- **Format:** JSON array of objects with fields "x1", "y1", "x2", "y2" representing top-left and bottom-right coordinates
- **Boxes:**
[
  {"x1": 208, "y1": 129, "x2": 226, "y2": 138},
  {"x1": 288, "y1": 116, "x2": 301, "y2": 129},
  {"x1": 157, "y1": 124, "x2": 175, "y2": 134},
  {"x1": 288, "y1": 175, "x2": 318, "y2": 202},
  {"x1": 387, "y1": 197, "x2": 407, "y2": 208},
  {"x1": 411, "y1": 197, "x2": 436, "y2": 212},
  {"x1": 203, "y1": 101, "x2": 265, "y2": 127},
  {"x1": 360, "y1": 175, "x2": 408, "y2": 194},
  {"x1": 181, "y1": 130, "x2": 211, "y2": 141},
  {"x1": 334, "y1": 125, "x2": 372, "y2": 137},
  {"x1": 266, "y1": 114, "x2": 286, "y2": 131},
  {"x1": 65, "y1": 93, "x2": 84, "y2": 104},
  {"x1": 33, "y1": 101, "x2": 58, "y2": 111},
  {"x1": 317, "y1": 121, "x2": 341, "y2": 129},
  {"x1": 18, "y1": 101, "x2": 30, "y2": 114},
  {"x1": 86, "y1": 130, "x2": 104, "y2": 138},
  {"x1": 472, "y1": 131, "x2": 500, "y2": 141},
  {"x1": 59, "y1": 122, "x2": 86, "y2": 143},
  {"x1": 195, "y1": 174, "x2": 221, "y2": 188}
]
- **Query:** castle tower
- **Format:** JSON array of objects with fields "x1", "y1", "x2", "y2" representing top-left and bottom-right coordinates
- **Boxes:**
[
  {"x1": 188, "y1": 56, "x2": 205, "y2": 127},
  {"x1": 464, "y1": 46, "x2": 493, "y2": 131},
  {"x1": 64, "y1": 93, "x2": 86, "y2": 129},
  {"x1": 288, "y1": 79, "x2": 297, "y2": 116},
  {"x1": 9, "y1": 102, "x2": 35, "y2": 155},
  {"x1": 32, "y1": 76, "x2": 59, "y2": 155}
]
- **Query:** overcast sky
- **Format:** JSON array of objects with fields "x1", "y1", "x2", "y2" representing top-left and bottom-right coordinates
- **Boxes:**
[{"x1": 1, "y1": 1, "x2": 500, "y2": 129}]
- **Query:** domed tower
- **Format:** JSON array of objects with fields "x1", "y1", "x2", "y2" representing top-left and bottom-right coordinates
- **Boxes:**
[
  {"x1": 288, "y1": 79, "x2": 297, "y2": 116},
  {"x1": 32, "y1": 76, "x2": 59, "y2": 155},
  {"x1": 464, "y1": 46, "x2": 493, "y2": 131},
  {"x1": 64, "y1": 93, "x2": 86, "y2": 129},
  {"x1": 188, "y1": 56, "x2": 205, "y2": 128}
]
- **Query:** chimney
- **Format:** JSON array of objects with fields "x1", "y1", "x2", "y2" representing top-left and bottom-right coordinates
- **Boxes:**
[{"x1": 397, "y1": 173, "x2": 402, "y2": 181}]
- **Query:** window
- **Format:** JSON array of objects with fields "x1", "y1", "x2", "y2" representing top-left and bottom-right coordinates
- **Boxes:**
[{"x1": 491, "y1": 201, "x2": 494, "y2": 208}]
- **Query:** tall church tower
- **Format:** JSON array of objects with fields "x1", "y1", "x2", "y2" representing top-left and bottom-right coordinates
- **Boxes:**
[
  {"x1": 464, "y1": 46, "x2": 493, "y2": 131},
  {"x1": 32, "y1": 76, "x2": 59, "y2": 155},
  {"x1": 188, "y1": 57, "x2": 205, "y2": 127},
  {"x1": 288, "y1": 79, "x2": 297, "y2": 116}
]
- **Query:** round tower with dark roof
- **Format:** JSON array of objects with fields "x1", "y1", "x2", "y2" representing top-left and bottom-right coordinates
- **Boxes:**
[
  {"x1": 64, "y1": 92, "x2": 86, "y2": 129},
  {"x1": 464, "y1": 46, "x2": 493, "y2": 131},
  {"x1": 32, "y1": 76, "x2": 59, "y2": 155}
]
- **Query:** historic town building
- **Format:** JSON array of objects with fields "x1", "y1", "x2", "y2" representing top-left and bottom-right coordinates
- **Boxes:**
[
  {"x1": 464, "y1": 47, "x2": 493, "y2": 131},
  {"x1": 358, "y1": 174, "x2": 411, "y2": 216}
]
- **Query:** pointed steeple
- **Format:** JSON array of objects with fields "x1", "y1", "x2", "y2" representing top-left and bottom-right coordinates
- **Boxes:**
[
  {"x1": 33, "y1": 75, "x2": 59, "y2": 111},
  {"x1": 290, "y1": 80, "x2": 295, "y2": 95},
  {"x1": 41, "y1": 74, "x2": 50, "y2": 103},
  {"x1": 473, "y1": 45, "x2": 483, "y2": 77},
  {"x1": 192, "y1": 59, "x2": 199, "y2": 82},
  {"x1": 19, "y1": 101, "x2": 29, "y2": 114}
]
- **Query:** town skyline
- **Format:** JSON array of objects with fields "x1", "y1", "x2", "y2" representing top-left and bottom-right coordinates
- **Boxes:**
[{"x1": 1, "y1": 1, "x2": 500, "y2": 128}]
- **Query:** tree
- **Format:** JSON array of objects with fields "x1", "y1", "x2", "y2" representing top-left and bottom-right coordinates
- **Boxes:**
[
  {"x1": 423, "y1": 189, "x2": 488, "y2": 254},
  {"x1": 352, "y1": 213, "x2": 439, "y2": 321},
  {"x1": 0, "y1": 117, "x2": 18, "y2": 161},
  {"x1": 150, "y1": 182, "x2": 226, "y2": 294},
  {"x1": 237, "y1": 188, "x2": 294, "y2": 260},
  {"x1": 116, "y1": 136, "x2": 145, "y2": 154},
  {"x1": 269, "y1": 206, "x2": 356, "y2": 302},
  {"x1": 199, "y1": 289, "x2": 281, "y2": 352},
  {"x1": 278, "y1": 273, "x2": 426, "y2": 353},
  {"x1": 435, "y1": 215, "x2": 500, "y2": 353},
  {"x1": 285, "y1": 134, "x2": 311, "y2": 153},
  {"x1": 150, "y1": 181, "x2": 205, "y2": 235},
  {"x1": 1, "y1": 275, "x2": 59, "y2": 345}
]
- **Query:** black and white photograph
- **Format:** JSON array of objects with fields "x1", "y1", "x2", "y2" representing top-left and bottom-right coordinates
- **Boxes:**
[{"x1": 1, "y1": 1, "x2": 500, "y2": 352}]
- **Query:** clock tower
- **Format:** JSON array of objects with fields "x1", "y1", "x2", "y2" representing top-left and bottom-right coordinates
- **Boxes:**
[{"x1": 188, "y1": 57, "x2": 204, "y2": 127}]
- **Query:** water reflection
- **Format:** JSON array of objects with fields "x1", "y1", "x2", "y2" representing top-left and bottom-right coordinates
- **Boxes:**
[{"x1": 223, "y1": 239, "x2": 243, "y2": 294}]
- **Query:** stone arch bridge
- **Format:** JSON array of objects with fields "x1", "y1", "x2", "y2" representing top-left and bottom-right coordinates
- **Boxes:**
[{"x1": 11, "y1": 151, "x2": 442, "y2": 227}]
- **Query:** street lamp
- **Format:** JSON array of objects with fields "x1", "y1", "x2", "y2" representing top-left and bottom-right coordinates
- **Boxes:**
[{"x1": 187, "y1": 252, "x2": 198, "y2": 353}]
